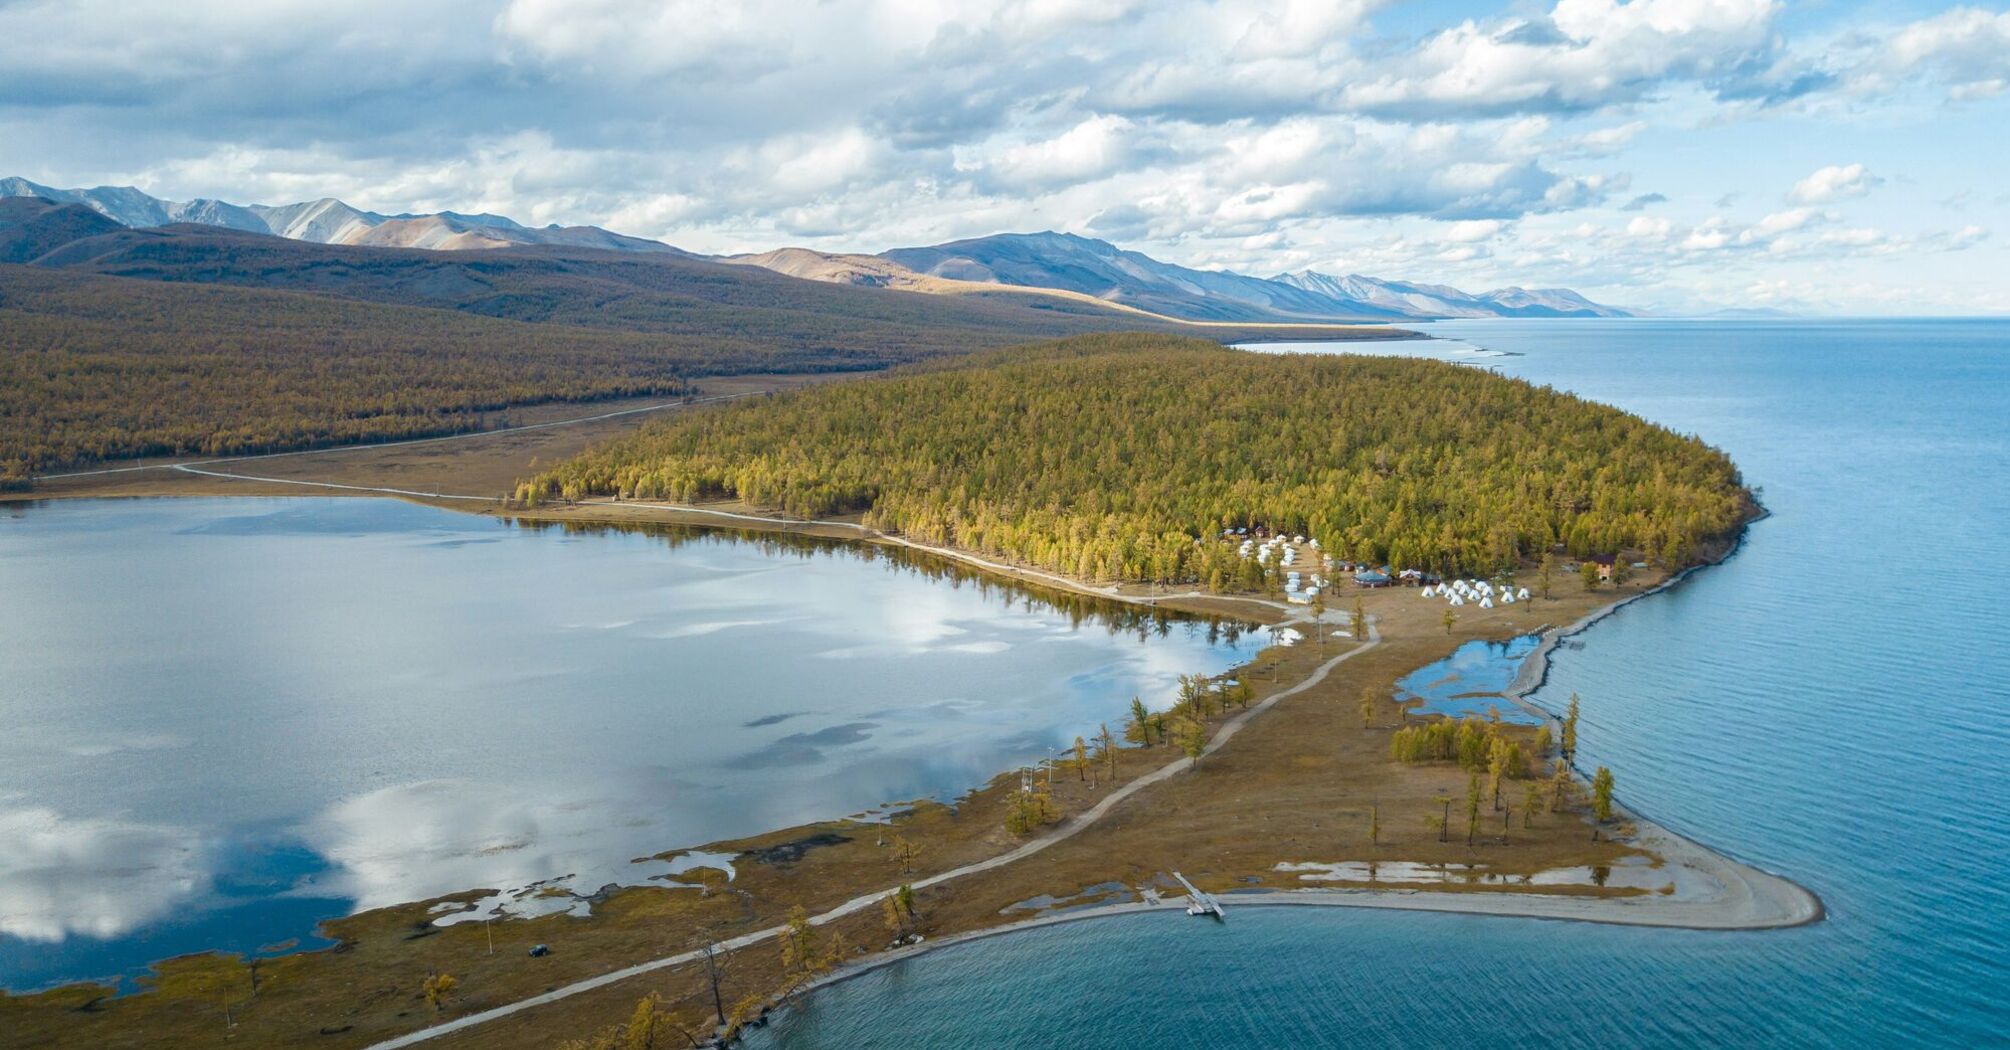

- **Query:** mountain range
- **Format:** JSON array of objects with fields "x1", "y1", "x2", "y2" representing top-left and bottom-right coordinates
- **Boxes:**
[
  {"x1": 0, "y1": 177, "x2": 682, "y2": 255},
  {"x1": 1, "y1": 179, "x2": 1629, "y2": 322}
]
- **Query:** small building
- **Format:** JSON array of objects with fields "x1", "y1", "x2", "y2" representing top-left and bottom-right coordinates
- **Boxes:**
[{"x1": 1354, "y1": 569, "x2": 1393, "y2": 588}]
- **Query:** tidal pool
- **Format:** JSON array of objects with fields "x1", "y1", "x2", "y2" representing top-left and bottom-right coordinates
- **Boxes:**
[{"x1": 0, "y1": 497, "x2": 1260, "y2": 990}]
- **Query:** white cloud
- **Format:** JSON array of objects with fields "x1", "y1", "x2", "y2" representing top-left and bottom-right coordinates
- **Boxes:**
[
  {"x1": 985, "y1": 115, "x2": 1140, "y2": 188},
  {"x1": 1444, "y1": 219, "x2": 1507, "y2": 242},
  {"x1": 1864, "y1": 7, "x2": 2010, "y2": 101},
  {"x1": 1789, "y1": 163, "x2": 1880, "y2": 204},
  {"x1": 1339, "y1": 0, "x2": 1787, "y2": 117},
  {"x1": 0, "y1": 0, "x2": 2005, "y2": 310}
]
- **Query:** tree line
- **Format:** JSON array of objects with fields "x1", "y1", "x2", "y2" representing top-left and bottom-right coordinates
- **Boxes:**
[{"x1": 515, "y1": 334, "x2": 1749, "y2": 584}]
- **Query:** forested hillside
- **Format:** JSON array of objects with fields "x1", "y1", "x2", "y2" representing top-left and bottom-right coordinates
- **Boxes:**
[
  {"x1": 0, "y1": 198, "x2": 120, "y2": 263},
  {"x1": 0, "y1": 267, "x2": 713, "y2": 476},
  {"x1": 518, "y1": 335, "x2": 1749, "y2": 582},
  {"x1": 0, "y1": 220, "x2": 1406, "y2": 480}
]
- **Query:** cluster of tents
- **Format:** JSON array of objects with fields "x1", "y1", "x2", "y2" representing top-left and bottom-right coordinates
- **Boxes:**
[
  {"x1": 1234, "y1": 532, "x2": 1317, "y2": 566},
  {"x1": 1420, "y1": 578, "x2": 1531, "y2": 609}
]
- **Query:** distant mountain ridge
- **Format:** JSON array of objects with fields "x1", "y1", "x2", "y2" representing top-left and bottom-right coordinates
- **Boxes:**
[
  {"x1": 0, "y1": 177, "x2": 683, "y2": 254},
  {"x1": 2, "y1": 178, "x2": 1630, "y2": 321},
  {"x1": 1275, "y1": 269, "x2": 1629, "y2": 319},
  {"x1": 867, "y1": 232, "x2": 1629, "y2": 321},
  {"x1": 880, "y1": 231, "x2": 1413, "y2": 322}
]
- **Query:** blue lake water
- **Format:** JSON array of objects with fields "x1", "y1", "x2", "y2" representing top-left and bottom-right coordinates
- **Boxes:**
[
  {"x1": 0, "y1": 501, "x2": 1259, "y2": 991},
  {"x1": 749, "y1": 318, "x2": 2010, "y2": 1048},
  {"x1": 1392, "y1": 634, "x2": 1543, "y2": 724}
]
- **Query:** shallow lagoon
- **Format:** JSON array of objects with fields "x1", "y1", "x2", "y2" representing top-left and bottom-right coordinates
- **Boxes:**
[{"x1": 0, "y1": 498, "x2": 1260, "y2": 990}]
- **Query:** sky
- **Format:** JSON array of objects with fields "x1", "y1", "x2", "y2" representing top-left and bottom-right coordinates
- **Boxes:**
[{"x1": 1, "y1": 0, "x2": 2006, "y2": 314}]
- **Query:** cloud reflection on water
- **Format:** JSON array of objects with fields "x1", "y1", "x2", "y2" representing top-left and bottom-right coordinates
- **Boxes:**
[{"x1": 0, "y1": 805, "x2": 207, "y2": 942}]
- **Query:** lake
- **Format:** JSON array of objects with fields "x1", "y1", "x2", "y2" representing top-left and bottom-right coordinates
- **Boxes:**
[
  {"x1": 0, "y1": 500, "x2": 1260, "y2": 991},
  {"x1": 746, "y1": 318, "x2": 2010, "y2": 1048}
]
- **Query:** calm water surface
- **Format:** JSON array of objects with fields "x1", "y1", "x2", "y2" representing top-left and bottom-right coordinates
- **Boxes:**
[
  {"x1": 750, "y1": 319, "x2": 2010, "y2": 1048},
  {"x1": 1393, "y1": 634, "x2": 1542, "y2": 724},
  {"x1": 0, "y1": 501, "x2": 1260, "y2": 990}
]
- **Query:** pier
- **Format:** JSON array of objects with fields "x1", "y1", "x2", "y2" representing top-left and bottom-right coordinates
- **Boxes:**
[{"x1": 1172, "y1": 872, "x2": 1225, "y2": 920}]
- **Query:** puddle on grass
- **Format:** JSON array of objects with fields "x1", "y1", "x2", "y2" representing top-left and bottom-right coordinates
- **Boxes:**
[
  {"x1": 1393, "y1": 635, "x2": 1544, "y2": 724},
  {"x1": 430, "y1": 849, "x2": 741, "y2": 926},
  {"x1": 1001, "y1": 881, "x2": 1132, "y2": 915},
  {"x1": 1272, "y1": 857, "x2": 1682, "y2": 894}
]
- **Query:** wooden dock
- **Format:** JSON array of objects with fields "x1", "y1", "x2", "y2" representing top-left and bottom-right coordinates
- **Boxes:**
[{"x1": 1172, "y1": 872, "x2": 1224, "y2": 920}]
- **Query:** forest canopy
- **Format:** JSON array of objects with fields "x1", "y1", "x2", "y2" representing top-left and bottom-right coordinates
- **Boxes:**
[{"x1": 518, "y1": 334, "x2": 1750, "y2": 583}]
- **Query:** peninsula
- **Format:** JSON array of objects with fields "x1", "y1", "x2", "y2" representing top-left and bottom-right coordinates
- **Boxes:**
[{"x1": 3, "y1": 333, "x2": 1817, "y2": 1050}]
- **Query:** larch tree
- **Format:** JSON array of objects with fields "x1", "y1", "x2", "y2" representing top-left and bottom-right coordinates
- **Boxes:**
[
  {"x1": 1099, "y1": 722, "x2": 1118, "y2": 781},
  {"x1": 1549, "y1": 759, "x2": 1573, "y2": 812},
  {"x1": 1592, "y1": 766, "x2": 1616, "y2": 822},
  {"x1": 1562, "y1": 694, "x2": 1581, "y2": 759},
  {"x1": 1487, "y1": 739, "x2": 1509, "y2": 811},
  {"x1": 882, "y1": 885, "x2": 918, "y2": 940},
  {"x1": 1176, "y1": 718, "x2": 1206, "y2": 769},
  {"x1": 1073, "y1": 736, "x2": 1089, "y2": 782},
  {"x1": 891, "y1": 835, "x2": 922, "y2": 875},
  {"x1": 1580, "y1": 561, "x2": 1603, "y2": 591},
  {"x1": 1442, "y1": 609, "x2": 1457, "y2": 635},
  {"x1": 1369, "y1": 799, "x2": 1381, "y2": 847},
  {"x1": 1539, "y1": 551, "x2": 1557, "y2": 600},
  {"x1": 422, "y1": 972, "x2": 457, "y2": 1015},
  {"x1": 1128, "y1": 696, "x2": 1154, "y2": 746},
  {"x1": 1465, "y1": 772, "x2": 1483, "y2": 846},
  {"x1": 1352, "y1": 598, "x2": 1368, "y2": 642},
  {"x1": 779, "y1": 905, "x2": 828, "y2": 986}
]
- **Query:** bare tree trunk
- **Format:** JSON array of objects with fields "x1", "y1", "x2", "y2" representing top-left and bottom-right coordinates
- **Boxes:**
[{"x1": 705, "y1": 943, "x2": 727, "y2": 1026}]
